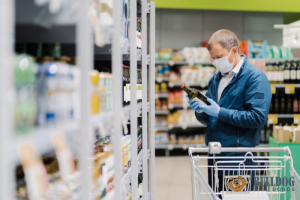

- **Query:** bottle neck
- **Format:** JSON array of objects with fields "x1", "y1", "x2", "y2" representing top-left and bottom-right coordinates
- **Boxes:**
[{"x1": 182, "y1": 86, "x2": 191, "y2": 94}]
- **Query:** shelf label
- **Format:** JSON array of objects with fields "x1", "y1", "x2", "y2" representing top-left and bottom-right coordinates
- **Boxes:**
[
  {"x1": 168, "y1": 104, "x2": 174, "y2": 109},
  {"x1": 156, "y1": 77, "x2": 163, "y2": 83},
  {"x1": 155, "y1": 94, "x2": 159, "y2": 99},
  {"x1": 182, "y1": 144, "x2": 188, "y2": 150},
  {"x1": 168, "y1": 60, "x2": 175, "y2": 67},
  {"x1": 268, "y1": 114, "x2": 278, "y2": 124},
  {"x1": 182, "y1": 124, "x2": 187, "y2": 130},
  {"x1": 168, "y1": 144, "x2": 174, "y2": 150},
  {"x1": 168, "y1": 82, "x2": 174, "y2": 88},
  {"x1": 294, "y1": 114, "x2": 300, "y2": 124},
  {"x1": 270, "y1": 84, "x2": 276, "y2": 94},
  {"x1": 285, "y1": 84, "x2": 295, "y2": 94}
]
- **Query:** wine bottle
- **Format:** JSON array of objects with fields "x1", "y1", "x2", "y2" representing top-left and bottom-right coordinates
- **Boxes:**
[
  {"x1": 274, "y1": 93, "x2": 279, "y2": 113},
  {"x1": 296, "y1": 61, "x2": 300, "y2": 84},
  {"x1": 284, "y1": 61, "x2": 291, "y2": 84},
  {"x1": 294, "y1": 94, "x2": 299, "y2": 114},
  {"x1": 180, "y1": 84, "x2": 210, "y2": 105},
  {"x1": 280, "y1": 92, "x2": 286, "y2": 114},
  {"x1": 287, "y1": 94, "x2": 292, "y2": 114},
  {"x1": 290, "y1": 61, "x2": 297, "y2": 84}
]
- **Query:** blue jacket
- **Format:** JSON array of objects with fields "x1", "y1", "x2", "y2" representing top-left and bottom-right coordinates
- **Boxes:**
[{"x1": 196, "y1": 56, "x2": 271, "y2": 148}]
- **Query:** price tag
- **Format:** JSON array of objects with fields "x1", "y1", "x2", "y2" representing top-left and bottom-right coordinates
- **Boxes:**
[
  {"x1": 168, "y1": 144, "x2": 174, "y2": 150},
  {"x1": 185, "y1": 83, "x2": 190, "y2": 87},
  {"x1": 155, "y1": 94, "x2": 159, "y2": 99},
  {"x1": 182, "y1": 103, "x2": 189, "y2": 109},
  {"x1": 270, "y1": 84, "x2": 276, "y2": 94},
  {"x1": 168, "y1": 60, "x2": 175, "y2": 67},
  {"x1": 182, "y1": 124, "x2": 187, "y2": 130},
  {"x1": 294, "y1": 114, "x2": 300, "y2": 124},
  {"x1": 182, "y1": 144, "x2": 188, "y2": 150},
  {"x1": 268, "y1": 114, "x2": 278, "y2": 124},
  {"x1": 168, "y1": 124, "x2": 174, "y2": 130},
  {"x1": 188, "y1": 61, "x2": 194, "y2": 67},
  {"x1": 156, "y1": 77, "x2": 163, "y2": 83},
  {"x1": 285, "y1": 84, "x2": 295, "y2": 94},
  {"x1": 168, "y1": 82, "x2": 174, "y2": 88},
  {"x1": 168, "y1": 104, "x2": 174, "y2": 109}
]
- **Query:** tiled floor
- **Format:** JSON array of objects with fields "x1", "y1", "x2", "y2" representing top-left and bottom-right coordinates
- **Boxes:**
[{"x1": 155, "y1": 156, "x2": 207, "y2": 200}]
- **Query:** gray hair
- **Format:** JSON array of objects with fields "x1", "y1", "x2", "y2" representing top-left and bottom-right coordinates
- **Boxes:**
[{"x1": 207, "y1": 29, "x2": 240, "y2": 52}]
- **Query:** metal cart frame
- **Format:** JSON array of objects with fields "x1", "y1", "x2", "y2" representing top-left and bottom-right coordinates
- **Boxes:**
[{"x1": 189, "y1": 142, "x2": 300, "y2": 200}]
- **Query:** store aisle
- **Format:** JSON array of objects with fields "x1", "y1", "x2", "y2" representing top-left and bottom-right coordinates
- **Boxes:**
[{"x1": 155, "y1": 156, "x2": 207, "y2": 200}]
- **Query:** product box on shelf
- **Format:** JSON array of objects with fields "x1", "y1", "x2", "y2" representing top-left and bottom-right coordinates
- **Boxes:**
[{"x1": 155, "y1": 132, "x2": 169, "y2": 144}]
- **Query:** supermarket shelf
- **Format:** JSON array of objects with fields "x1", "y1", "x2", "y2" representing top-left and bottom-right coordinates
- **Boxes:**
[
  {"x1": 170, "y1": 124, "x2": 206, "y2": 129},
  {"x1": 155, "y1": 60, "x2": 212, "y2": 65},
  {"x1": 155, "y1": 110, "x2": 170, "y2": 115},
  {"x1": 277, "y1": 114, "x2": 294, "y2": 118},
  {"x1": 12, "y1": 121, "x2": 79, "y2": 163},
  {"x1": 155, "y1": 93, "x2": 169, "y2": 98},
  {"x1": 155, "y1": 127, "x2": 169, "y2": 132},
  {"x1": 275, "y1": 84, "x2": 300, "y2": 88},
  {"x1": 168, "y1": 104, "x2": 185, "y2": 109},
  {"x1": 168, "y1": 82, "x2": 206, "y2": 88},
  {"x1": 155, "y1": 77, "x2": 169, "y2": 82},
  {"x1": 156, "y1": 143, "x2": 269, "y2": 150}
]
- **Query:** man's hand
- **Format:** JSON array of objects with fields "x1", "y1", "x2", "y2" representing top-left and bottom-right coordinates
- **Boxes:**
[{"x1": 198, "y1": 98, "x2": 220, "y2": 118}]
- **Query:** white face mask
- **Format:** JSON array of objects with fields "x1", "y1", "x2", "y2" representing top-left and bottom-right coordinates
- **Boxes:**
[{"x1": 213, "y1": 49, "x2": 235, "y2": 74}]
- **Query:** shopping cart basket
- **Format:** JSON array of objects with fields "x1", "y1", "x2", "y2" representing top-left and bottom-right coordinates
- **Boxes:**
[{"x1": 189, "y1": 142, "x2": 300, "y2": 200}]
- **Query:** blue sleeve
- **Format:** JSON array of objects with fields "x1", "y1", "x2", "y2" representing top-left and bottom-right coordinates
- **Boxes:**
[
  {"x1": 195, "y1": 77, "x2": 213, "y2": 126},
  {"x1": 218, "y1": 72, "x2": 271, "y2": 128}
]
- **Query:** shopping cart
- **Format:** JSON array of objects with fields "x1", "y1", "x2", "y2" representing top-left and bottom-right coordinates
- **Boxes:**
[{"x1": 189, "y1": 142, "x2": 300, "y2": 200}]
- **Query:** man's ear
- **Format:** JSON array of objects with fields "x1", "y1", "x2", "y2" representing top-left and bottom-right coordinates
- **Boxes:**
[{"x1": 233, "y1": 46, "x2": 239, "y2": 55}]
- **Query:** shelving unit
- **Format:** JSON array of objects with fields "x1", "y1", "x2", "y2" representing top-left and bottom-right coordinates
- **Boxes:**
[{"x1": 0, "y1": 0, "x2": 156, "y2": 200}]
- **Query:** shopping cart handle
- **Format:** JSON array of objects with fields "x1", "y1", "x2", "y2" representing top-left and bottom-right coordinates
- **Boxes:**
[{"x1": 189, "y1": 146, "x2": 292, "y2": 156}]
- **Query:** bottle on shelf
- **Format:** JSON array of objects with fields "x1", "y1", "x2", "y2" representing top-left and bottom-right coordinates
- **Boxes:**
[
  {"x1": 280, "y1": 91, "x2": 286, "y2": 114},
  {"x1": 260, "y1": 124, "x2": 266, "y2": 143},
  {"x1": 180, "y1": 84, "x2": 210, "y2": 105},
  {"x1": 284, "y1": 61, "x2": 291, "y2": 84},
  {"x1": 293, "y1": 93, "x2": 299, "y2": 114},
  {"x1": 123, "y1": 65, "x2": 128, "y2": 106},
  {"x1": 274, "y1": 93, "x2": 279, "y2": 113},
  {"x1": 297, "y1": 61, "x2": 300, "y2": 84},
  {"x1": 265, "y1": 63, "x2": 272, "y2": 84},
  {"x1": 137, "y1": 69, "x2": 142, "y2": 103},
  {"x1": 290, "y1": 61, "x2": 297, "y2": 84},
  {"x1": 287, "y1": 94, "x2": 292, "y2": 114},
  {"x1": 272, "y1": 63, "x2": 278, "y2": 84},
  {"x1": 278, "y1": 62, "x2": 284, "y2": 84}
]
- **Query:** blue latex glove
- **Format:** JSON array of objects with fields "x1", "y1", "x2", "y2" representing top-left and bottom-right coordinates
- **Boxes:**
[
  {"x1": 187, "y1": 95, "x2": 203, "y2": 112},
  {"x1": 198, "y1": 98, "x2": 220, "y2": 118}
]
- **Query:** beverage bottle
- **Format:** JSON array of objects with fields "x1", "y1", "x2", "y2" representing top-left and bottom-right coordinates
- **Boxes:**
[
  {"x1": 265, "y1": 63, "x2": 272, "y2": 83},
  {"x1": 293, "y1": 94, "x2": 299, "y2": 114},
  {"x1": 272, "y1": 63, "x2": 278, "y2": 84},
  {"x1": 137, "y1": 69, "x2": 142, "y2": 103},
  {"x1": 284, "y1": 61, "x2": 291, "y2": 84},
  {"x1": 122, "y1": 65, "x2": 127, "y2": 106},
  {"x1": 280, "y1": 92, "x2": 286, "y2": 114},
  {"x1": 278, "y1": 62, "x2": 284, "y2": 84},
  {"x1": 180, "y1": 84, "x2": 210, "y2": 105},
  {"x1": 274, "y1": 93, "x2": 279, "y2": 113},
  {"x1": 290, "y1": 61, "x2": 297, "y2": 84},
  {"x1": 287, "y1": 94, "x2": 292, "y2": 114},
  {"x1": 296, "y1": 61, "x2": 300, "y2": 84}
]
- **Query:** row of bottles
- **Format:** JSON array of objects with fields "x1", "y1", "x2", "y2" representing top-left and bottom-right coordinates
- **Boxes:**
[
  {"x1": 122, "y1": 65, "x2": 143, "y2": 106},
  {"x1": 14, "y1": 43, "x2": 80, "y2": 134},
  {"x1": 266, "y1": 60, "x2": 300, "y2": 84},
  {"x1": 269, "y1": 92, "x2": 300, "y2": 114}
]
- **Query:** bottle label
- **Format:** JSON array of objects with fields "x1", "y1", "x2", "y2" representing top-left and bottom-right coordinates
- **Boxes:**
[
  {"x1": 291, "y1": 70, "x2": 296, "y2": 80},
  {"x1": 294, "y1": 100, "x2": 299, "y2": 113},
  {"x1": 272, "y1": 71, "x2": 278, "y2": 81},
  {"x1": 297, "y1": 71, "x2": 300, "y2": 80},
  {"x1": 284, "y1": 70, "x2": 290, "y2": 79},
  {"x1": 278, "y1": 71, "x2": 284, "y2": 81},
  {"x1": 137, "y1": 84, "x2": 142, "y2": 100},
  {"x1": 266, "y1": 71, "x2": 272, "y2": 81}
]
